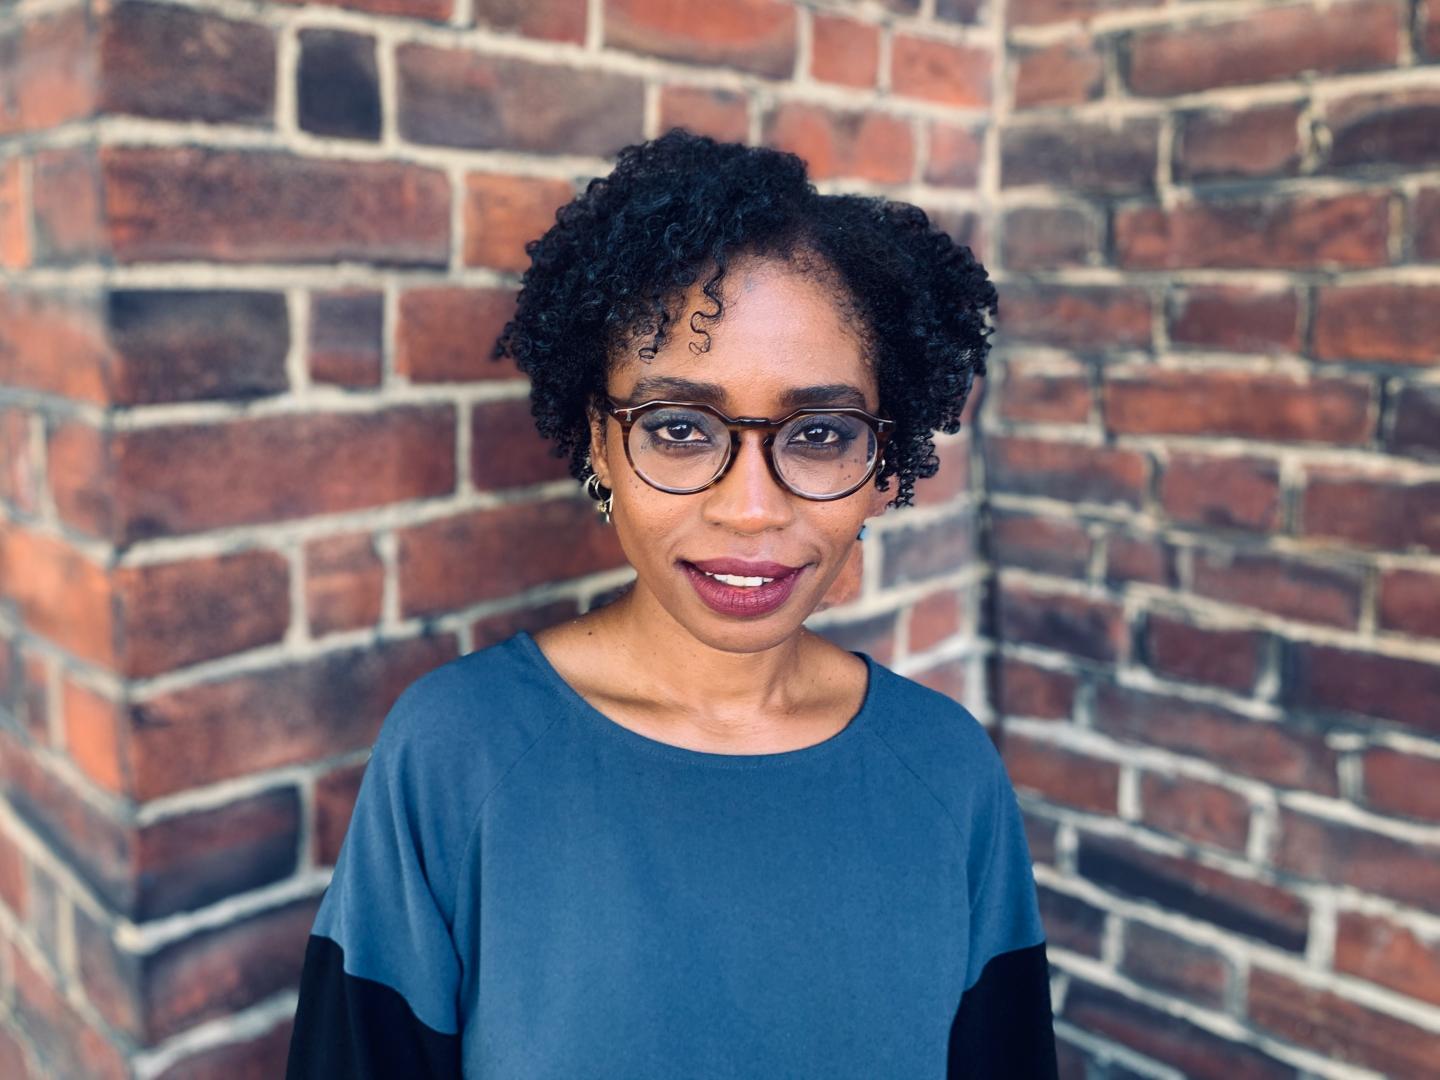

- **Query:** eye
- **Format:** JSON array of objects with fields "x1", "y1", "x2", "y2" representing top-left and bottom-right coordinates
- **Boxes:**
[
  {"x1": 639, "y1": 411, "x2": 715, "y2": 449},
  {"x1": 786, "y1": 420, "x2": 856, "y2": 452}
]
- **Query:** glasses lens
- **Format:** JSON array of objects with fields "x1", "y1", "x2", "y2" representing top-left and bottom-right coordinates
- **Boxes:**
[
  {"x1": 775, "y1": 413, "x2": 877, "y2": 497},
  {"x1": 628, "y1": 406, "x2": 729, "y2": 491}
]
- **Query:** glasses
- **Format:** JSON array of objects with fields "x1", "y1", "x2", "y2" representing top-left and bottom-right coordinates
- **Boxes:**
[{"x1": 603, "y1": 398, "x2": 895, "y2": 501}]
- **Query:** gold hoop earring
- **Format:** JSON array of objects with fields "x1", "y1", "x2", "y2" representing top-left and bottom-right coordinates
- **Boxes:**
[{"x1": 583, "y1": 460, "x2": 613, "y2": 525}]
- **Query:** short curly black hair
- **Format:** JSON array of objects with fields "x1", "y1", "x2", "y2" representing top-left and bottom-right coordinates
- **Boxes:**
[{"x1": 493, "y1": 128, "x2": 997, "y2": 509}]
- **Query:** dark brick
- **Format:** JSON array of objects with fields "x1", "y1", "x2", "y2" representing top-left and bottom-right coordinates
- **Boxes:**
[
  {"x1": 1000, "y1": 206, "x2": 1100, "y2": 270},
  {"x1": 1144, "y1": 614, "x2": 1265, "y2": 693},
  {"x1": 1192, "y1": 549, "x2": 1363, "y2": 629},
  {"x1": 986, "y1": 435, "x2": 1148, "y2": 507},
  {"x1": 1284, "y1": 641, "x2": 1440, "y2": 735},
  {"x1": 989, "y1": 510, "x2": 1092, "y2": 576},
  {"x1": 880, "y1": 510, "x2": 975, "y2": 587},
  {"x1": 1159, "y1": 453, "x2": 1282, "y2": 532},
  {"x1": 1038, "y1": 885, "x2": 1106, "y2": 956},
  {"x1": 1004, "y1": 735, "x2": 1121, "y2": 813},
  {"x1": 310, "y1": 290, "x2": 383, "y2": 388},
  {"x1": 1173, "y1": 103, "x2": 1303, "y2": 182},
  {"x1": 1377, "y1": 568, "x2": 1440, "y2": 639},
  {"x1": 1326, "y1": 88, "x2": 1440, "y2": 170},
  {"x1": 995, "y1": 583, "x2": 1125, "y2": 663},
  {"x1": 996, "y1": 659, "x2": 1077, "y2": 721},
  {"x1": 1002, "y1": 118, "x2": 1158, "y2": 194},
  {"x1": 1121, "y1": 921, "x2": 1232, "y2": 1008},
  {"x1": 1390, "y1": 384, "x2": 1440, "y2": 459},
  {"x1": 1139, "y1": 772, "x2": 1251, "y2": 853},
  {"x1": 1301, "y1": 470, "x2": 1440, "y2": 553},
  {"x1": 997, "y1": 284, "x2": 1152, "y2": 351},
  {"x1": 305, "y1": 533, "x2": 384, "y2": 637},
  {"x1": 474, "y1": 0, "x2": 586, "y2": 42},
  {"x1": 298, "y1": 29, "x2": 380, "y2": 141}
]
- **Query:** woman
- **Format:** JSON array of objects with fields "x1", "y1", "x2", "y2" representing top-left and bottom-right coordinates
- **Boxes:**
[{"x1": 286, "y1": 130, "x2": 1058, "y2": 1078}]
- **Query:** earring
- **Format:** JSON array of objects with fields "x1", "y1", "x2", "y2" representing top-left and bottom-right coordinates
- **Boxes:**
[{"x1": 583, "y1": 455, "x2": 613, "y2": 525}]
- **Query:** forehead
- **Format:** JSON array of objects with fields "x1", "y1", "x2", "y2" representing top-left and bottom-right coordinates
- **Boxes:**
[{"x1": 608, "y1": 258, "x2": 876, "y2": 411}]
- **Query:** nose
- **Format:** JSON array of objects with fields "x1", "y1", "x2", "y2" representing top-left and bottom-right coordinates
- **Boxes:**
[{"x1": 701, "y1": 431, "x2": 795, "y2": 533}]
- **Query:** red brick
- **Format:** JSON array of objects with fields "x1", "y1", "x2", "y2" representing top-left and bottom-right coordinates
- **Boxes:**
[
  {"x1": 101, "y1": 147, "x2": 450, "y2": 266},
  {"x1": 29, "y1": 146, "x2": 104, "y2": 265},
  {"x1": 1013, "y1": 38, "x2": 1104, "y2": 109},
  {"x1": 924, "y1": 122, "x2": 982, "y2": 188},
  {"x1": 1009, "y1": 0, "x2": 1160, "y2": 27},
  {"x1": 99, "y1": 1, "x2": 274, "y2": 125},
  {"x1": 1390, "y1": 384, "x2": 1440, "y2": 459},
  {"x1": 1276, "y1": 807, "x2": 1440, "y2": 910},
  {"x1": 1335, "y1": 910, "x2": 1440, "y2": 1006},
  {"x1": 305, "y1": 533, "x2": 383, "y2": 637},
  {"x1": 396, "y1": 287, "x2": 518, "y2": 382},
  {"x1": 1168, "y1": 285, "x2": 1300, "y2": 353},
  {"x1": 995, "y1": 357, "x2": 1092, "y2": 422},
  {"x1": 822, "y1": 612, "x2": 900, "y2": 668},
  {"x1": 996, "y1": 583, "x2": 1125, "y2": 663},
  {"x1": 605, "y1": 0, "x2": 797, "y2": 77},
  {"x1": 1094, "y1": 683, "x2": 1338, "y2": 794},
  {"x1": 998, "y1": 284, "x2": 1152, "y2": 350},
  {"x1": 0, "y1": 406, "x2": 37, "y2": 514},
  {"x1": 463, "y1": 173, "x2": 573, "y2": 272},
  {"x1": 1313, "y1": 284, "x2": 1440, "y2": 365},
  {"x1": 0, "y1": 157, "x2": 28, "y2": 269},
  {"x1": 1160, "y1": 454, "x2": 1281, "y2": 533},
  {"x1": 1377, "y1": 568, "x2": 1440, "y2": 638},
  {"x1": 1421, "y1": 187, "x2": 1440, "y2": 261},
  {"x1": 127, "y1": 634, "x2": 457, "y2": 800},
  {"x1": 1120, "y1": 921, "x2": 1232, "y2": 1009},
  {"x1": 314, "y1": 759, "x2": 368, "y2": 865},
  {"x1": 17, "y1": 650, "x2": 49, "y2": 745},
  {"x1": 1127, "y1": 0, "x2": 1402, "y2": 97},
  {"x1": 910, "y1": 657, "x2": 965, "y2": 703},
  {"x1": 1362, "y1": 748, "x2": 1440, "y2": 822},
  {"x1": 810, "y1": 14, "x2": 878, "y2": 88},
  {"x1": 474, "y1": 0, "x2": 586, "y2": 42},
  {"x1": 1284, "y1": 641, "x2": 1440, "y2": 735},
  {"x1": 470, "y1": 599, "x2": 578, "y2": 651},
  {"x1": 61, "y1": 677, "x2": 126, "y2": 794},
  {"x1": 987, "y1": 435, "x2": 1148, "y2": 507},
  {"x1": 0, "y1": 526, "x2": 116, "y2": 668},
  {"x1": 1003, "y1": 734, "x2": 1119, "y2": 813},
  {"x1": 8, "y1": 943, "x2": 128, "y2": 1080},
  {"x1": 271, "y1": 0, "x2": 451, "y2": 17},
  {"x1": 310, "y1": 290, "x2": 382, "y2": 388},
  {"x1": 471, "y1": 397, "x2": 572, "y2": 491},
  {"x1": 1145, "y1": 614, "x2": 1264, "y2": 694},
  {"x1": 996, "y1": 659, "x2": 1077, "y2": 721},
  {"x1": 1301, "y1": 470, "x2": 1440, "y2": 553},
  {"x1": 1116, "y1": 193, "x2": 1389, "y2": 270},
  {"x1": 399, "y1": 497, "x2": 625, "y2": 616},
  {"x1": 907, "y1": 590, "x2": 962, "y2": 654},
  {"x1": 910, "y1": 433, "x2": 973, "y2": 508},
  {"x1": 880, "y1": 509, "x2": 975, "y2": 588},
  {"x1": 1038, "y1": 884, "x2": 1106, "y2": 956},
  {"x1": 990, "y1": 510, "x2": 1091, "y2": 576},
  {"x1": 154, "y1": 1018, "x2": 294, "y2": 1079},
  {"x1": 1193, "y1": 549, "x2": 1363, "y2": 629},
  {"x1": 1104, "y1": 369, "x2": 1371, "y2": 444},
  {"x1": 1002, "y1": 118, "x2": 1158, "y2": 194},
  {"x1": 763, "y1": 104, "x2": 913, "y2": 184},
  {"x1": 1427, "y1": 0, "x2": 1440, "y2": 57},
  {"x1": 0, "y1": 1023, "x2": 30, "y2": 1080},
  {"x1": 0, "y1": 7, "x2": 98, "y2": 136},
  {"x1": 1139, "y1": 772, "x2": 1251, "y2": 853},
  {"x1": 891, "y1": 34, "x2": 990, "y2": 106},
  {"x1": 658, "y1": 86, "x2": 749, "y2": 143},
  {"x1": 1173, "y1": 103, "x2": 1303, "y2": 182},
  {"x1": 1078, "y1": 835, "x2": 1309, "y2": 951},
  {"x1": 1249, "y1": 966, "x2": 1440, "y2": 1075},
  {"x1": 999, "y1": 206, "x2": 1101, "y2": 271},
  {"x1": 1326, "y1": 87, "x2": 1440, "y2": 170},
  {"x1": 0, "y1": 825, "x2": 27, "y2": 919}
]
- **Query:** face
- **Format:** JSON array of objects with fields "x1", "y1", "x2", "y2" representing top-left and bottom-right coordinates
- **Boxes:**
[{"x1": 587, "y1": 256, "x2": 889, "y2": 655}]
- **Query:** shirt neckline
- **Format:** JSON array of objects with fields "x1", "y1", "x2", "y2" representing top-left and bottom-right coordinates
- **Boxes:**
[{"x1": 511, "y1": 628, "x2": 879, "y2": 769}]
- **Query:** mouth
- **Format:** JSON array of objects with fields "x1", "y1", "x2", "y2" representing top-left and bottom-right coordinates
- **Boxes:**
[{"x1": 678, "y1": 558, "x2": 810, "y2": 618}]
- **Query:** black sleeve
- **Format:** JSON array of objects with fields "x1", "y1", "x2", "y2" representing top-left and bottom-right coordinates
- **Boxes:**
[{"x1": 947, "y1": 940, "x2": 1059, "y2": 1079}]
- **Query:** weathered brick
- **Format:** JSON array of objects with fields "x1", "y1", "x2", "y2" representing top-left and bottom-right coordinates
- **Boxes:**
[
  {"x1": 819, "y1": 612, "x2": 899, "y2": 668},
  {"x1": 100, "y1": 1, "x2": 274, "y2": 125},
  {"x1": 0, "y1": 825, "x2": 27, "y2": 919},
  {"x1": 1277, "y1": 807, "x2": 1440, "y2": 911},
  {"x1": 995, "y1": 357, "x2": 1092, "y2": 422},
  {"x1": 127, "y1": 634, "x2": 457, "y2": 799},
  {"x1": 1115, "y1": 193, "x2": 1389, "y2": 270},
  {"x1": 1139, "y1": 772, "x2": 1251, "y2": 853},
  {"x1": 1023, "y1": 811, "x2": 1058, "y2": 866},
  {"x1": 810, "y1": 14, "x2": 878, "y2": 88},
  {"x1": 1362, "y1": 748, "x2": 1440, "y2": 822},
  {"x1": 304, "y1": 533, "x2": 383, "y2": 637},
  {"x1": 1009, "y1": 0, "x2": 1159, "y2": 27},
  {"x1": 910, "y1": 657, "x2": 965, "y2": 703},
  {"x1": 990, "y1": 510, "x2": 1091, "y2": 576},
  {"x1": 1173, "y1": 103, "x2": 1303, "y2": 182},
  {"x1": 658, "y1": 86, "x2": 749, "y2": 143},
  {"x1": 987, "y1": 435, "x2": 1148, "y2": 506},
  {"x1": 1193, "y1": 549, "x2": 1363, "y2": 629},
  {"x1": 1284, "y1": 641, "x2": 1440, "y2": 735},
  {"x1": 1168, "y1": 285, "x2": 1299, "y2": 354},
  {"x1": 298, "y1": 29, "x2": 379, "y2": 141},
  {"x1": 1004, "y1": 734, "x2": 1120, "y2": 813},
  {"x1": 924, "y1": 122, "x2": 982, "y2": 188},
  {"x1": 995, "y1": 582, "x2": 1125, "y2": 663},
  {"x1": 0, "y1": 406, "x2": 37, "y2": 515},
  {"x1": 1249, "y1": 966, "x2": 1440, "y2": 1074},
  {"x1": 935, "y1": 0, "x2": 981, "y2": 22},
  {"x1": 1078, "y1": 834, "x2": 1309, "y2": 951},
  {"x1": 1159, "y1": 454, "x2": 1281, "y2": 533},
  {"x1": 1313, "y1": 283, "x2": 1440, "y2": 365},
  {"x1": 314, "y1": 758, "x2": 368, "y2": 865},
  {"x1": 1335, "y1": 910, "x2": 1440, "y2": 1006},
  {"x1": 997, "y1": 284, "x2": 1152, "y2": 351},
  {"x1": 996, "y1": 658, "x2": 1077, "y2": 721},
  {"x1": 470, "y1": 599, "x2": 580, "y2": 651},
  {"x1": 101, "y1": 147, "x2": 450, "y2": 266},
  {"x1": 0, "y1": 526, "x2": 116, "y2": 668},
  {"x1": 310, "y1": 290, "x2": 382, "y2": 388},
  {"x1": 30, "y1": 146, "x2": 104, "y2": 264},
  {"x1": 1013, "y1": 38, "x2": 1104, "y2": 109},
  {"x1": 1093, "y1": 683, "x2": 1338, "y2": 794},
  {"x1": 60, "y1": 676, "x2": 125, "y2": 794},
  {"x1": 763, "y1": 104, "x2": 913, "y2": 184},
  {"x1": 1126, "y1": 1, "x2": 1402, "y2": 97},
  {"x1": 1325, "y1": 87, "x2": 1440, "y2": 171},
  {"x1": 399, "y1": 498, "x2": 625, "y2": 616},
  {"x1": 0, "y1": 157, "x2": 29, "y2": 269},
  {"x1": 1038, "y1": 884, "x2": 1106, "y2": 956},
  {"x1": 463, "y1": 173, "x2": 573, "y2": 272},
  {"x1": 0, "y1": 7, "x2": 98, "y2": 136},
  {"x1": 1427, "y1": 0, "x2": 1440, "y2": 56},
  {"x1": 1002, "y1": 118, "x2": 1157, "y2": 194},
  {"x1": 907, "y1": 590, "x2": 962, "y2": 654},
  {"x1": 474, "y1": 0, "x2": 586, "y2": 42},
  {"x1": 271, "y1": 0, "x2": 451, "y2": 17},
  {"x1": 1121, "y1": 921, "x2": 1232, "y2": 1009},
  {"x1": 1144, "y1": 614, "x2": 1264, "y2": 694},
  {"x1": 605, "y1": 0, "x2": 797, "y2": 77},
  {"x1": 879, "y1": 509, "x2": 974, "y2": 587},
  {"x1": 1389, "y1": 384, "x2": 1440, "y2": 459},
  {"x1": 1377, "y1": 568, "x2": 1440, "y2": 639},
  {"x1": 396, "y1": 287, "x2": 518, "y2": 382},
  {"x1": 1300, "y1": 469, "x2": 1440, "y2": 553},
  {"x1": 1000, "y1": 206, "x2": 1101, "y2": 271},
  {"x1": 891, "y1": 34, "x2": 990, "y2": 106},
  {"x1": 910, "y1": 432, "x2": 973, "y2": 508},
  {"x1": 8, "y1": 942, "x2": 128, "y2": 1080},
  {"x1": 471, "y1": 397, "x2": 572, "y2": 491},
  {"x1": 152, "y1": 1019, "x2": 294, "y2": 1080}
]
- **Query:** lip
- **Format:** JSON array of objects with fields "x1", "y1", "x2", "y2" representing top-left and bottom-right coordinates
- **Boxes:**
[{"x1": 679, "y1": 559, "x2": 808, "y2": 618}]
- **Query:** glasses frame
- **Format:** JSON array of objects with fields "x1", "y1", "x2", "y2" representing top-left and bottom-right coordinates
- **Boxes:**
[{"x1": 603, "y1": 397, "x2": 896, "y2": 502}]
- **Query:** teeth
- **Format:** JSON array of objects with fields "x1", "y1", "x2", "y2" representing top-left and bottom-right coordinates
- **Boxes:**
[{"x1": 704, "y1": 571, "x2": 775, "y2": 587}]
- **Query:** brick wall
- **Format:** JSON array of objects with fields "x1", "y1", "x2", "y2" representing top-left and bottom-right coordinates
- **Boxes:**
[{"x1": 0, "y1": 0, "x2": 1435, "y2": 1076}]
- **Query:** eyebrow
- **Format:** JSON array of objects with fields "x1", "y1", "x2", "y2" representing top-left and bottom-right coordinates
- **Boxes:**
[{"x1": 618, "y1": 376, "x2": 870, "y2": 411}]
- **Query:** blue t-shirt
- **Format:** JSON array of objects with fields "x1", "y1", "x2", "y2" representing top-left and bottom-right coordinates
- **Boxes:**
[{"x1": 286, "y1": 630, "x2": 1056, "y2": 1078}]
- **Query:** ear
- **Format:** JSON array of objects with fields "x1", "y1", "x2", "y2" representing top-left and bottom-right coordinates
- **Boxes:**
[{"x1": 586, "y1": 402, "x2": 611, "y2": 488}]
